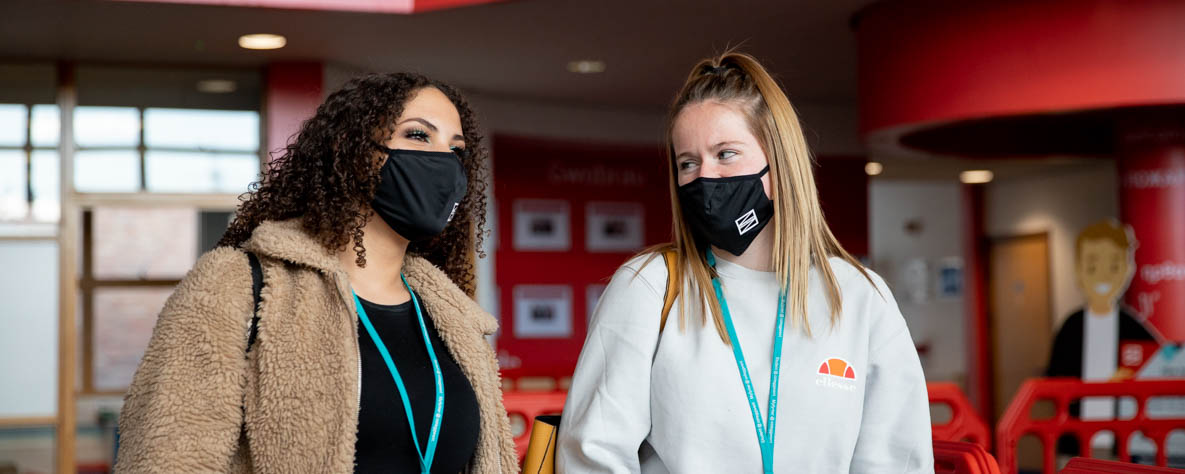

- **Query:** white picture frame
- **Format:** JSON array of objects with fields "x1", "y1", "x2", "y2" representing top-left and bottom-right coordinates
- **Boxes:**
[
  {"x1": 513, "y1": 285, "x2": 573, "y2": 339},
  {"x1": 513, "y1": 199, "x2": 570, "y2": 251},
  {"x1": 585, "y1": 201, "x2": 644, "y2": 252}
]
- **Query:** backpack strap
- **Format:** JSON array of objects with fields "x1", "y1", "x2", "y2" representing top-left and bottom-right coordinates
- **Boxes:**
[
  {"x1": 246, "y1": 252, "x2": 263, "y2": 353},
  {"x1": 660, "y1": 249, "x2": 679, "y2": 334}
]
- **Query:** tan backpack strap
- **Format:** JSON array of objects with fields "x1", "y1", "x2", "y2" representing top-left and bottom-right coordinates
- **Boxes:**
[{"x1": 660, "y1": 249, "x2": 678, "y2": 334}]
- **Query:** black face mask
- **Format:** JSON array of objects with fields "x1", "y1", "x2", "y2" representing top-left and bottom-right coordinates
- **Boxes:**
[
  {"x1": 371, "y1": 148, "x2": 468, "y2": 242},
  {"x1": 676, "y1": 166, "x2": 774, "y2": 257}
]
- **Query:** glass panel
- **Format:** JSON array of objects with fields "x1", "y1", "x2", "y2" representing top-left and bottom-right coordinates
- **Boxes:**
[
  {"x1": 144, "y1": 108, "x2": 259, "y2": 152},
  {"x1": 75, "y1": 150, "x2": 139, "y2": 192},
  {"x1": 92, "y1": 207, "x2": 197, "y2": 280},
  {"x1": 92, "y1": 287, "x2": 173, "y2": 391},
  {"x1": 145, "y1": 151, "x2": 258, "y2": 194},
  {"x1": 30, "y1": 104, "x2": 59, "y2": 147},
  {"x1": 31, "y1": 150, "x2": 59, "y2": 222},
  {"x1": 0, "y1": 104, "x2": 27, "y2": 146},
  {"x1": 0, "y1": 150, "x2": 28, "y2": 220},
  {"x1": 74, "y1": 106, "x2": 138, "y2": 147}
]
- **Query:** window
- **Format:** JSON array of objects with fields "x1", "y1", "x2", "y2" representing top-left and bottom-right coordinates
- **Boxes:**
[
  {"x1": 72, "y1": 106, "x2": 261, "y2": 194},
  {"x1": 0, "y1": 103, "x2": 61, "y2": 222}
]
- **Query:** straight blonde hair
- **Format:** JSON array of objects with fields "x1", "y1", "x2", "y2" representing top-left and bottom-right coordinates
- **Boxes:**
[{"x1": 644, "y1": 51, "x2": 874, "y2": 343}]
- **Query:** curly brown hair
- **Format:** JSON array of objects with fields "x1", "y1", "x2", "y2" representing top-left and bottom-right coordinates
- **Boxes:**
[{"x1": 219, "y1": 72, "x2": 489, "y2": 296}]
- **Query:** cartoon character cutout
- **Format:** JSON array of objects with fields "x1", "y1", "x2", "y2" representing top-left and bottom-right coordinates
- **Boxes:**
[{"x1": 1047, "y1": 219, "x2": 1158, "y2": 383}]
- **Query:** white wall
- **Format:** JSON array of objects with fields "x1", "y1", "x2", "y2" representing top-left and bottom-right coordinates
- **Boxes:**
[
  {"x1": 986, "y1": 161, "x2": 1119, "y2": 330},
  {"x1": 0, "y1": 239, "x2": 58, "y2": 418},
  {"x1": 869, "y1": 180, "x2": 966, "y2": 383}
]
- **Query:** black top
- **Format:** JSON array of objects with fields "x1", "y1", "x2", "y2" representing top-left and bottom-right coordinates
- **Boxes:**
[
  {"x1": 1045, "y1": 308, "x2": 1156, "y2": 379},
  {"x1": 1045, "y1": 308, "x2": 1156, "y2": 455},
  {"x1": 354, "y1": 295, "x2": 480, "y2": 474}
]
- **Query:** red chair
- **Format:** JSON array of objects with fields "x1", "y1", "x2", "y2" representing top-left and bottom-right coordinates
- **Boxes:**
[
  {"x1": 502, "y1": 391, "x2": 568, "y2": 461},
  {"x1": 1061, "y1": 457, "x2": 1185, "y2": 473},
  {"x1": 935, "y1": 440, "x2": 1003, "y2": 474},
  {"x1": 930, "y1": 382, "x2": 993, "y2": 449},
  {"x1": 997, "y1": 378, "x2": 1185, "y2": 474}
]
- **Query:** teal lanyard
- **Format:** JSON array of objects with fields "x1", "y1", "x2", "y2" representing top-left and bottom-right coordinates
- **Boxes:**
[
  {"x1": 707, "y1": 250, "x2": 786, "y2": 474},
  {"x1": 352, "y1": 274, "x2": 445, "y2": 474}
]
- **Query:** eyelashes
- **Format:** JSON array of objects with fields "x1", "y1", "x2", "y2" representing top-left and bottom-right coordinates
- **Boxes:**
[
  {"x1": 402, "y1": 127, "x2": 467, "y2": 158},
  {"x1": 405, "y1": 128, "x2": 430, "y2": 142}
]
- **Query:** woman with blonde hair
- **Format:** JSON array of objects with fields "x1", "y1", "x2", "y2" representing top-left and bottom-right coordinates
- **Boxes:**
[{"x1": 558, "y1": 53, "x2": 933, "y2": 473}]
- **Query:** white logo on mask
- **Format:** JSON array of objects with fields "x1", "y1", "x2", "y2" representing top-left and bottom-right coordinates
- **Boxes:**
[
  {"x1": 735, "y1": 209, "x2": 758, "y2": 235},
  {"x1": 447, "y1": 202, "x2": 459, "y2": 223}
]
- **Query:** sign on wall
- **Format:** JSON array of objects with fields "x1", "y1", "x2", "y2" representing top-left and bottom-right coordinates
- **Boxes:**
[
  {"x1": 513, "y1": 199, "x2": 571, "y2": 252},
  {"x1": 586, "y1": 202, "x2": 645, "y2": 252},
  {"x1": 513, "y1": 285, "x2": 573, "y2": 339}
]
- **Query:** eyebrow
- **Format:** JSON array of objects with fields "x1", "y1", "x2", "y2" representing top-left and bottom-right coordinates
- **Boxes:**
[{"x1": 397, "y1": 117, "x2": 465, "y2": 143}]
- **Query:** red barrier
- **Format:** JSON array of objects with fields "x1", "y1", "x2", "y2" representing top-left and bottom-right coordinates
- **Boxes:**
[
  {"x1": 997, "y1": 378, "x2": 1185, "y2": 474},
  {"x1": 931, "y1": 382, "x2": 993, "y2": 449},
  {"x1": 935, "y1": 440, "x2": 1003, "y2": 474},
  {"x1": 1062, "y1": 457, "x2": 1185, "y2": 473},
  {"x1": 502, "y1": 391, "x2": 568, "y2": 461}
]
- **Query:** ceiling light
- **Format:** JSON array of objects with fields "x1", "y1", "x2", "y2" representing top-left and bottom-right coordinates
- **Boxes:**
[
  {"x1": 196, "y1": 79, "x2": 237, "y2": 94},
  {"x1": 865, "y1": 162, "x2": 883, "y2": 176},
  {"x1": 960, "y1": 170, "x2": 994, "y2": 184},
  {"x1": 238, "y1": 34, "x2": 287, "y2": 50},
  {"x1": 567, "y1": 60, "x2": 606, "y2": 74}
]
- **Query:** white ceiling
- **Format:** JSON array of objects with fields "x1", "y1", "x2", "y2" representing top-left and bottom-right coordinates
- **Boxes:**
[{"x1": 0, "y1": 0, "x2": 874, "y2": 110}]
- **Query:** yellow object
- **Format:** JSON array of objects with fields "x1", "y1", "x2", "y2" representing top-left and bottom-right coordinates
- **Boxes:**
[{"x1": 522, "y1": 415, "x2": 560, "y2": 474}]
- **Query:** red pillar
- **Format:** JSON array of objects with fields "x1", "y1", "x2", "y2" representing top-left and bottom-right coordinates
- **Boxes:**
[
  {"x1": 1119, "y1": 116, "x2": 1185, "y2": 343},
  {"x1": 962, "y1": 183, "x2": 993, "y2": 425},
  {"x1": 265, "y1": 62, "x2": 323, "y2": 161}
]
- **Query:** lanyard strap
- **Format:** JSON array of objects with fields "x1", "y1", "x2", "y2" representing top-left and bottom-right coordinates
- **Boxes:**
[
  {"x1": 353, "y1": 274, "x2": 445, "y2": 474},
  {"x1": 707, "y1": 250, "x2": 787, "y2": 474}
]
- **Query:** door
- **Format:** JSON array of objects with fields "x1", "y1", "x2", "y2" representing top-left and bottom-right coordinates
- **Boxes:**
[
  {"x1": 989, "y1": 233, "x2": 1053, "y2": 471},
  {"x1": 989, "y1": 233, "x2": 1052, "y2": 418}
]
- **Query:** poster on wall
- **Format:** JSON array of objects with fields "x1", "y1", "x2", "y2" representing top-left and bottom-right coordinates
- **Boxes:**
[
  {"x1": 901, "y1": 258, "x2": 930, "y2": 304},
  {"x1": 586, "y1": 202, "x2": 645, "y2": 252},
  {"x1": 936, "y1": 257, "x2": 964, "y2": 299},
  {"x1": 586, "y1": 283, "x2": 607, "y2": 326},
  {"x1": 513, "y1": 285, "x2": 573, "y2": 339},
  {"x1": 513, "y1": 199, "x2": 570, "y2": 251}
]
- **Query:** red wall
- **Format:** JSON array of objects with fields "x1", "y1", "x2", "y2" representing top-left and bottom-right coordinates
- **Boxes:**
[{"x1": 492, "y1": 135, "x2": 671, "y2": 379}]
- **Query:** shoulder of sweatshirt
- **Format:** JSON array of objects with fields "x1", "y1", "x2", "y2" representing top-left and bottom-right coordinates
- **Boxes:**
[
  {"x1": 610, "y1": 251, "x2": 670, "y2": 298},
  {"x1": 819, "y1": 256, "x2": 908, "y2": 337}
]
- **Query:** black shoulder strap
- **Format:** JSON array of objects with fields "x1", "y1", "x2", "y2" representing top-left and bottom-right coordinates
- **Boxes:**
[{"x1": 247, "y1": 252, "x2": 263, "y2": 352}]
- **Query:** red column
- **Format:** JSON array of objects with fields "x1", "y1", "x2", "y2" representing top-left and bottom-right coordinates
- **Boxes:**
[
  {"x1": 962, "y1": 183, "x2": 993, "y2": 425},
  {"x1": 265, "y1": 62, "x2": 323, "y2": 161},
  {"x1": 1119, "y1": 116, "x2": 1185, "y2": 342}
]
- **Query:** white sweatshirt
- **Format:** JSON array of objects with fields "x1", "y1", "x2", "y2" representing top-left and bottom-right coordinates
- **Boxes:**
[{"x1": 558, "y1": 254, "x2": 933, "y2": 473}]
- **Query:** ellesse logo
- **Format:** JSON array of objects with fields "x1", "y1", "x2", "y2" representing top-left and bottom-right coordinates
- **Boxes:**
[
  {"x1": 815, "y1": 357, "x2": 858, "y2": 392},
  {"x1": 735, "y1": 209, "x2": 758, "y2": 235}
]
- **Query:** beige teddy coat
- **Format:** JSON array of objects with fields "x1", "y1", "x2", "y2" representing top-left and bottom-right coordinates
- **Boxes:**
[{"x1": 115, "y1": 219, "x2": 518, "y2": 473}]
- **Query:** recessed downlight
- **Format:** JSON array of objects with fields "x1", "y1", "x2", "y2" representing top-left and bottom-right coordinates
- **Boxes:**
[
  {"x1": 959, "y1": 170, "x2": 994, "y2": 184},
  {"x1": 238, "y1": 34, "x2": 287, "y2": 50},
  {"x1": 567, "y1": 60, "x2": 606, "y2": 74},
  {"x1": 196, "y1": 79, "x2": 237, "y2": 94},
  {"x1": 865, "y1": 162, "x2": 883, "y2": 176}
]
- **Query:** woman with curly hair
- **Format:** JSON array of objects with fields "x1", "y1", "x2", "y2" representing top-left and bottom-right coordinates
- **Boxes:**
[{"x1": 115, "y1": 73, "x2": 518, "y2": 473}]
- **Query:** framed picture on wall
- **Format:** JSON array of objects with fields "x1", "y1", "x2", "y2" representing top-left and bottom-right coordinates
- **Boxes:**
[
  {"x1": 937, "y1": 257, "x2": 964, "y2": 299},
  {"x1": 513, "y1": 199, "x2": 570, "y2": 251},
  {"x1": 586, "y1": 201, "x2": 644, "y2": 252},
  {"x1": 513, "y1": 285, "x2": 573, "y2": 339}
]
